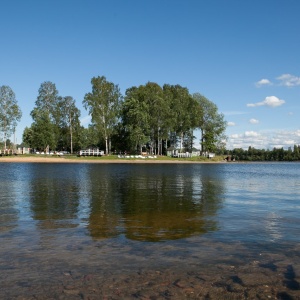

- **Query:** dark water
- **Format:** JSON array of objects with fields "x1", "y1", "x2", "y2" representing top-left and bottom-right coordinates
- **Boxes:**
[{"x1": 1, "y1": 162, "x2": 300, "y2": 297}]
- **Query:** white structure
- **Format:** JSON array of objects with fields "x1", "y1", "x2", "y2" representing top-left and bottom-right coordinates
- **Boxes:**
[
  {"x1": 79, "y1": 149, "x2": 104, "y2": 156},
  {"x1": 202, "y1": 151, "x2": 215, "y2": 158}
]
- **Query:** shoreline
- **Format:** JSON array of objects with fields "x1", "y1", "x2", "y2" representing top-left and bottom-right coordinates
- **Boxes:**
[{"x1": 0, "y1": 155, "x2": 225, "y2": 164}]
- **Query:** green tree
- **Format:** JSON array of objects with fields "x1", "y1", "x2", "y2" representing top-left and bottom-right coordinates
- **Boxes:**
[
  {"x1": 78, "y1": 125, "x2": 101, "y2": 150},
  {"x1": 143, "y1": 82, "x2": 170, "y2": 155},
  {"x1": 122, "y1": 86, "x2": 150, "y2": 154},
  {"x1": 58, "y1": 96, "x2": 81, "y2": 153},
  {"x1": 193, "y1": 93, "x2": 227, "y2": 153},
  {"x1": 22, "y1": 126, "x2": 34, "y2": 147},
  {"x1": 30, "y1": 81, "x2": 60, "y2": 149},
  {"x1": 31, "y1": 81, "x2": 59, "y2": 123},
  {"x1": 30, "y1": 111, "x2": 56, "y2": 151},
  {"x1": 164, "y1": 84, "x2": 199, "y2": 152},
  {"x1": 83, "y1": 76, "x2": 122, "y2": 154},
  {"x1": 0, "y1": 85, "x2": 22, "y2": 150}
]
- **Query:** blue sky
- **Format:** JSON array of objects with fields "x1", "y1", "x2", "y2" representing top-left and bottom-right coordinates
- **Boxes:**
[{"x1": 1, "y1": 0, "x2": 300, "y2": 150}]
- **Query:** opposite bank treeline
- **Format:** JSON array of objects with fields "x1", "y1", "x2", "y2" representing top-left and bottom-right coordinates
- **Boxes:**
[{"x1": 2, "y1": 76, "x2": 227, "y2": 155}]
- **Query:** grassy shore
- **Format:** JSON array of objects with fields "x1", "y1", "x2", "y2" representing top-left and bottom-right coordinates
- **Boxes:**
[{"x1": 0, "y1": 154, "x2": 226, "y2": 163}]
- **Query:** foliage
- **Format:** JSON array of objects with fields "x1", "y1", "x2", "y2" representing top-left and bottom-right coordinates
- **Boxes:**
[
  {"x1": 121, "y1": 83, "x2": 205, "y2": 155},
  {"x1": 21, "y1": 77, "x2": 227, "y2": 155},
  {"x1": 83, "y1": 76, "x2": 122, "y2": 154},
  {"x1": 163, "y1": 84, "x2": 201, "y2": 152},
  {"x1": 122, "y1": 85, "x2": 151, "y2": 153},
  {"x1": 25, "y1": 81, "x2": 82, "y2": 152},
  {"x1": 30, "y1": 111, "x2": 56, "y2": 150},
  {"x1": 57, "y1": 96, "x2": 81, "y2": 153},
  {"x1": 193, "y1": 93, "x2": 227, "y2": 153}
]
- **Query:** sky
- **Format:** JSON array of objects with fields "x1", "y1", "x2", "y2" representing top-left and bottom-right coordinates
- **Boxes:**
[{"x1": 1, "y1": 0, "x2": 300, "y2": 150}]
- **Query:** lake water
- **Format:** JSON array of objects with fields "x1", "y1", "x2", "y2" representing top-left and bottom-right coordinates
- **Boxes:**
[{"x1": 0, "y1": 162, "x2": 300, "y2": 298}]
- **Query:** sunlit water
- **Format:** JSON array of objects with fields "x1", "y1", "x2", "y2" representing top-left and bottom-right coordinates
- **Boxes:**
[{"x1": 0, "y1": 162, "x2": 300, "y2": 296}]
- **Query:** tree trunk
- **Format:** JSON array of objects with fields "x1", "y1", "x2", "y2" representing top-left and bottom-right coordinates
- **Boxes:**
[
  {"x1": 70, "y1": 126, "x2": 73, "y2": 154},
  {"x1": 180, "y1": 132, "x2": 183, "y2": 153},
  {"x1": 105, "y1": 136, "x2": 108, "y2": 155},
  {"x1": 3, "y1": 119, "x2": 7, "y2": 150}
]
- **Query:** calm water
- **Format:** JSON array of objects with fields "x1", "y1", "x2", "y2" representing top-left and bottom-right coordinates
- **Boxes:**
[{"x1": 0, "y1": 162, "x2": 300, "y2": 296}]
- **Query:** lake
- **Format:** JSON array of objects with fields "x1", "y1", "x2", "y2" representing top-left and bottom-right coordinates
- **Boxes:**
[{"x1": 0, "y1": 162, "x2": 299, "y2": 299}]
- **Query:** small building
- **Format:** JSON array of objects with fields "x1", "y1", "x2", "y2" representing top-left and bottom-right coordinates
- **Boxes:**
[{"x1": 167, "y1": 146, "x2": 178, "y2": 157}]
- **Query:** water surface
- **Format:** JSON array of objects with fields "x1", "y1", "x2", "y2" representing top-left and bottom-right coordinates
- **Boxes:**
[{"x1": 0, "y1": 162, "x2": 299, "y2": 298}]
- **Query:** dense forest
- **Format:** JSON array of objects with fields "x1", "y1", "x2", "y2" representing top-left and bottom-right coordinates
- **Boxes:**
[{"x1": 1, "y1": 76, "x2": 227, "y2": 155}]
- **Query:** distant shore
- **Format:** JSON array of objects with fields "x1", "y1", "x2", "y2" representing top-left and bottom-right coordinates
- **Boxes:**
[{"x1": 0, "y1": 155, "x2": 225, "y2": 164}]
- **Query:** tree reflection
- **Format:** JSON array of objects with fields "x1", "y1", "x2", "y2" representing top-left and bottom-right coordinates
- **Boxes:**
[
  {"x1": 119, "y1": 166, "x2": 225, "y2": 241},
  {"x1": 86, "y1": 165, "x2": 120, "y2": 239},
  {"x1": 86, "y1": 175, "x2": 120, "y2": 239},
  {"x1": 83, "y1": 164, "x2": 225, "y2": 242},
  {"x1": 0, "y1": 164, "x2": 23, "y2": 233},
  {"x1": 0, "y1": 180, "x2": 18, "y2": 232},
  {"x1": 28, "y1": 164, "x2": 80, "y2": 230},
  {"x1": 25, "y1": 163, "x2": 225, "y2": 242}
]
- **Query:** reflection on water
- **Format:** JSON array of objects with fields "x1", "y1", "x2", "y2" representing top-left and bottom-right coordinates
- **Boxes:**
[
  {"x1": 0, "y1": 163, "x2": 225, "y2": 242},
  {"x1": 80, "y1": 165, "x2": 222, "y2": 241},
  {"x1": 1, "y1": 162, "x2": 300, "y2": 245}
]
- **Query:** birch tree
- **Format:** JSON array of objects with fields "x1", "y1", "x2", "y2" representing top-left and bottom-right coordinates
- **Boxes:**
[
  {"x1": 83, "y1": 76, "x2": 122, "y2": 154},
  {"x1": 0, "y1": 86, "x2": 22, "y2": 150},
  {"x1": 58, "y1": 96, "x2": 81, "y2": 154}
]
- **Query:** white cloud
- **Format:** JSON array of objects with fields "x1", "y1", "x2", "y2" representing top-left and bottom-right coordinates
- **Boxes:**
[
  {"x1": 227, "y1": 121, "x2": 236, "y2": 126},
  {"x1": 255, "y1": 78, "x2": 272, "y2": 87},
  {"x1": 277, "y1": 74, "x2": 300, "y2": 87},
  {"x1": 247, "y1": 96, "x2": 285, "y2": 108},
  {"x1": 227, "y1": 129, "x2": 300, "y2": 150},
  {"x1": 249, "y1": 118, "x2": 259, "y2": 124},
  {"x1": 245, "y1": 131, "x2": 260, "y2": 137}
]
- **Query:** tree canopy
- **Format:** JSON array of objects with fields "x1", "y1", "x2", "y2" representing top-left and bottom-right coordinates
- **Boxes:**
[{"x1": 24, "y1": 81, "x2": 82, "y2": 152}]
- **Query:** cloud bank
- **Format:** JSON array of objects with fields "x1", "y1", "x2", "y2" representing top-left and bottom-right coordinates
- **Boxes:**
[{"x1": 227, "y1": 129, "x2": 300, "y2": 150}]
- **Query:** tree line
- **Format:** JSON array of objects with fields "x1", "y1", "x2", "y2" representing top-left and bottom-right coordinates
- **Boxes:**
[
  {"x1": 1, "y1": 75, "x2": 227, "y2": 155},
  {"x1": 225, "y1": 146, "x2": 300, "y2": 161},
  {"x1": 2, "y1": 77, "x2": 300, "y2": 160}
]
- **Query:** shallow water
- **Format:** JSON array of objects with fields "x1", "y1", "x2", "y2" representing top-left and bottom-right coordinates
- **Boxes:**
[{"x1": 0, "y1": 162, "x2": 300, "y2": 298}]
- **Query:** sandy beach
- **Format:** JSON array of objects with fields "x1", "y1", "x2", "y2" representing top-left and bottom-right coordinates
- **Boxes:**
[{"x1": 0, "y1": 155, "x2": 223, "y2": 164}]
